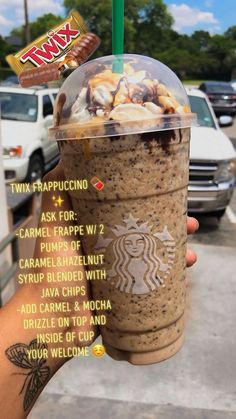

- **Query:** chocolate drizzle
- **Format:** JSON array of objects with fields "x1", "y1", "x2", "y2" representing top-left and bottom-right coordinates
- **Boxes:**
[
  {"x1": 55, "y1": 93, "x2": 66, "y2": 126},
  {"x1": 105, "y1": 121, "x2": 121, "y2": 138},
  {"x1": 141, "y1": 130, "x2": 178, "y2": 154},
  {"x1": 57, "y1": 140, "x2": 67, "y2": 149},
  {"x1": 82, "y1": 63, "x2": 106, "y2": 87}
]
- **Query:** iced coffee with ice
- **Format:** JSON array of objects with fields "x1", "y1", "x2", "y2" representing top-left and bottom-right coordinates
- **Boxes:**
[{"x1": 49, "y1": 54, "x2": 196, "y2": 365}]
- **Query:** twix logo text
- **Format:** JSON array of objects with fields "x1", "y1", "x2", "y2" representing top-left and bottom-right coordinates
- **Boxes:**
[{"x1": 20, "y1": 23, "x2": 80, "y2": 66}]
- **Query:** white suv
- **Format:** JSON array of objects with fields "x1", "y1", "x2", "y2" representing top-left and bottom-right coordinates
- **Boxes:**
[{"x1": 0, "y1": 86, "x2": 59, "y2": 183}]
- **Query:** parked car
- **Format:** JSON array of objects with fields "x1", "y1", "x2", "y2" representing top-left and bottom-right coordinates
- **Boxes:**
[
  {"x1": 187, "y1": 88, "x2": 236, "y2": 219},
  {"x1": 0, "y1": 86, "x2": 59, "y2": 183},
  {"x1": 0, "y1": 75, "x2": 19, "y2": 86},
  {"x1": 230, "y1": 80, "x2": 236, "y2": 91},
  {"x1": 199, "y1": 81, "x2": 236, "y2": 116}
]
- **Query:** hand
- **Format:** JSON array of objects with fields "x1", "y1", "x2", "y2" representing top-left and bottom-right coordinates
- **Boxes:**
[
  {"x1": 186, "y1": 217, "x2": 199, "y2": 267},
  {"x1": 45, "y1": 162, "x2": 199, "y2": 268},
  {"x1": 0, "y1": 163, "x2": 199, "y2": 418},
  {"x1": 43, "y1": 163, "x2": 199, "y2": 271}
]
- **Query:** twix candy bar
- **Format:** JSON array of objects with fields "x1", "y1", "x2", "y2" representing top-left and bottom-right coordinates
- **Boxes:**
[
  {"x1": 19, "y1": 32, "x2": 101, "y2": 87},
  {"x1": 6, "y1": 10, "x2": 87, "y2": 75},
  {"x1": 6, "y1": 10, "x2": 100, "y2": 87}
]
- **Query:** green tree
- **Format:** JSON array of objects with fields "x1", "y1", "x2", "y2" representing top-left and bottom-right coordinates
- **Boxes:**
[
  {"x1": 64, "y1": 0, "x2": 114, "y2": 55},
  {"x1": 191, "y1": 30, "x2": 211, "y2": 52},
  {"x1": 224, "y1": 26, "x2": 236, "y2": 79},
  {"x1": 136, "y1": 0, "x2": 173, "y2": 55},
  {"x1": 63, "y1": 0, "x2": 173, "y2": 56},
  {"x1": 157, "y1": 47, "x2": 197, "y2": 79},
  {"x1": 0, "y1": 36, "x2": 17, "y2": 68},
  {"x1": 208, "y1": 34, "x2": 234, "y2": 79},
  {"x1": 5, "y1": 2, "x2": 236, "y2": 81},
  {"x1": 225, "y1": 26, "x2": 236, "y2": 42},
  {"x1": 0, "y1": 36, "x2": 10, "y2": 62}
]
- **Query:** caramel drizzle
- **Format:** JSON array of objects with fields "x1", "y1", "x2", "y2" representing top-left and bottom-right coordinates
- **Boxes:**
[{"x1": 82, "y1": 139, "x2": 92, "y2": 160}]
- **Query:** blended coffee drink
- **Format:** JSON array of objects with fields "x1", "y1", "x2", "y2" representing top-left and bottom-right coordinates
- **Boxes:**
[{"x1": 49, "y1": 55, "x2": 196, "y2": 365}]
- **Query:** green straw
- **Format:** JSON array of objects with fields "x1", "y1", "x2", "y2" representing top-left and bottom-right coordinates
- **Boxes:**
[{"x1": 112, "y1": 0, "x2": 124, "y2": 73}]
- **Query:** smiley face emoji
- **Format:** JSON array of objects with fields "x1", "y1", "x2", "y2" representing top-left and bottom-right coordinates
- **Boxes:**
[{"x1": 92, "y1": 344, "x2": 106, "y2": 358}]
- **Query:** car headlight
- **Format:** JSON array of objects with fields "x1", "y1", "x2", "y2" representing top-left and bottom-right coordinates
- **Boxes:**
[
  {"x1": 215, "y1": 159, "x2": 236, "y2": 183},
  {"x1": 3, "y1": 146, "x2": 23, "y2": 158}
]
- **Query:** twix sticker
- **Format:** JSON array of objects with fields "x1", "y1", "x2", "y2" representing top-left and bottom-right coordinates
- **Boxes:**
[
  {"x1": 90, "y1": 177, "x2": 105, "y2": 191},
  {"x1": 6, "y1": 10, "x2": 87, "y2": 75}
]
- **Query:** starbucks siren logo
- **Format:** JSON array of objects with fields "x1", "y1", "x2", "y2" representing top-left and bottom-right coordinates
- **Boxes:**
[{"x1": 95, "y1": 214, "x2": 176, "y2": 295}]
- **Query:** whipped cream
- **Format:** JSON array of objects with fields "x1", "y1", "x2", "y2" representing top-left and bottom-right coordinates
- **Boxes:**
[{"x1": 60, "y1": 63, "x2": 190, "y2": 128}]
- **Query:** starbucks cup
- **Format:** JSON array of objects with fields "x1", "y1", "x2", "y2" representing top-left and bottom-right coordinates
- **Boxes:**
[{"x1": 49, "y1": 55, "x2": 196, "y2": 365}]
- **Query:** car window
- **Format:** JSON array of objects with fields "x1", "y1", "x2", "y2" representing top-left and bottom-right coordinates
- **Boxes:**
[
  {"x1": 188, "y1": 95, "x2": 216, "y2": 128},
  {"x1": 43, "y1": 95, "x2": 53, "y2": 117},
  {"x1": 0, "y1": 92, "x2": 38, "y2": 122},
  {"x1": 0, "y1": 75, "x2": 19, "y2": 86},
  {"x1": 206, "y1": 83, "x2": 234, "y2": 93}
]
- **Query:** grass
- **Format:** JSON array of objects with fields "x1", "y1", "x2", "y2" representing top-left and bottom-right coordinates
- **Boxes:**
[{"x1": 182, "y1": 80, "x2": 206, "y2": 86}]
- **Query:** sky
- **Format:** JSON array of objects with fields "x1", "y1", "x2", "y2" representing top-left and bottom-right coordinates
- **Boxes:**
[
  {"x1": 164, "y1": 0, "x2": 235, "y2": 35},
  {"x1": 0, "y1": 0, "x2": 235, "y2": 37}
]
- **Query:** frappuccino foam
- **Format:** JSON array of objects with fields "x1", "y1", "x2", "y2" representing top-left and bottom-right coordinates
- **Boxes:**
[{"x1": 50, "y1": 54, "x2": 195, "y2": 140}]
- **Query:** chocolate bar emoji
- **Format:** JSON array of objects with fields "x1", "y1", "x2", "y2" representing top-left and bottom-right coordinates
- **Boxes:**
[{"x1": 90, "y1": 177, "x2": 105, "y2": 191}]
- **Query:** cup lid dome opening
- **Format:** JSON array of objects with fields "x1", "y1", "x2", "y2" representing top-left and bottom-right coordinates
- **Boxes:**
[{"x1": 49, "y1": 54, "x2": 196, "y2": 141}]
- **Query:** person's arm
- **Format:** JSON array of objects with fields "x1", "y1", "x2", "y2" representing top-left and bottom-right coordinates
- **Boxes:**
[
  {"x1": 0, "y1": 284, "x2": 68, "y2": 419},
  {"x1": 0, "y1": 165, "x2": 96, "y2": 418},
  {"x1": 0, "y1": 163, "x2": 199, "y2": 419}
]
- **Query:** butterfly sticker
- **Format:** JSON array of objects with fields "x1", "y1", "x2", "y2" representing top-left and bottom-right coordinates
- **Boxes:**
[{"x1": 5, "y1": 339, "x2": 50, "y2": 411}]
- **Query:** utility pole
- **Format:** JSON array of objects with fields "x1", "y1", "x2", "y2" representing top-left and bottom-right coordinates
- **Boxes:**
[{"x1": 24, "y1": 0, "x2": 31, "y2": 44}]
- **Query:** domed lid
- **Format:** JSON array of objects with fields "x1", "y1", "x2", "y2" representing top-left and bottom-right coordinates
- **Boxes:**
[{"x1": 49, "y1": 54, "x2": 196, "y2": 140}]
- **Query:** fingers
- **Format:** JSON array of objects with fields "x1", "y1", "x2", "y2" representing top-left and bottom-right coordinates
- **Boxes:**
[
  {"x1": 186, "y1": 217, "x2": 198, "y2": 267},
  {"x1": 41, "y1": 165, "x2": 199, "y2": 269},
  {"x1": 186, "y1": 248, "x2": 197, "y2": 267},
  {"x1": 187, "y1": 216, "x2": 199, "y2": 235},
  {"x1": 42, "y1": 159, "x2": 65, "y2": 182}
]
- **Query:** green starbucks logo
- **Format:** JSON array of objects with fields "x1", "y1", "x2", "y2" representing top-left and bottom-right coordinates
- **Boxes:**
[{"x1": 95, "y1": 214, "x2": 176, "y2": 295}]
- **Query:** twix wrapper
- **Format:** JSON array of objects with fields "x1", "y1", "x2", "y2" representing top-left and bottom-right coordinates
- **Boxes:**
[
  {"x1": 6, "y1": 10, "x2": 101, "y2": 87},
  {"x1": 19, "y1": 33, "x2": 101, "y2": 87}
]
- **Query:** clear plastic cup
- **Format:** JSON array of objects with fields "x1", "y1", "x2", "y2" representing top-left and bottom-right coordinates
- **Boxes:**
[{"x1": 49, "y1": 54, "x2": 196, "y2": 365}]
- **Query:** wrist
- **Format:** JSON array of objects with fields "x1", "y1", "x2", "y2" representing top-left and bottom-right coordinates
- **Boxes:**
[{"x1": 15, "y1": 281, "x2": 97, "y2": 350}]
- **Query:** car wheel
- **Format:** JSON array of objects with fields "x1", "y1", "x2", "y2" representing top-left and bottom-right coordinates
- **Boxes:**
[
  {"x1": 207, "y1": 209, "x2": 226, "y2": 220},
  {"x1": 25, "y1": 154, "x2": 44, "y2": 183}
]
